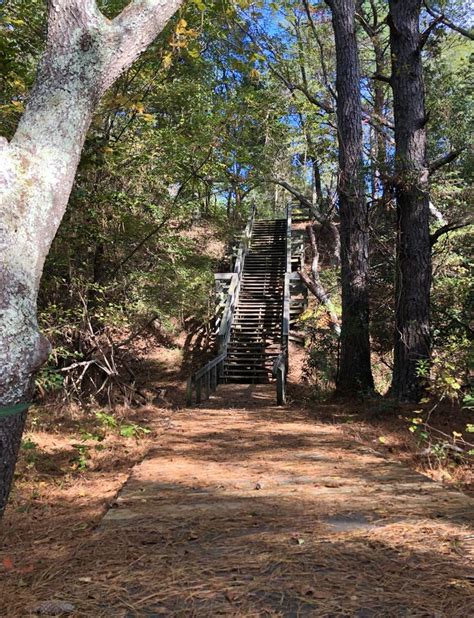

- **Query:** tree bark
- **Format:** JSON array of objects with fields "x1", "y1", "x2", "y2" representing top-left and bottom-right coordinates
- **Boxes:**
[
  {"x1": 326, "y1": 0, "x2": 374, "y2": 393},
  {"x1": 0, "y1": 0, "x2": 182, "y2": 516},
  {"x1": 388, "y1": 0, "x2": 432, "y2": 401}
]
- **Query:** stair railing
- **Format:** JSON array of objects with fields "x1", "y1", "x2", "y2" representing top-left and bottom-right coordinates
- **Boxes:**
[
  {"x1": 186, "y1": 202, "x2": 257, "y2": 405},
  {"x1": 217, "y1": 202, "x2": 256, "y2": 353},
  {"x1": 273, "y1": 203, "x2": 292, "y2": 405}
]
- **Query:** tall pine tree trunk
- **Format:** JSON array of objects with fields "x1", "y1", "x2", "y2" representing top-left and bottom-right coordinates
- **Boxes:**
[
  {"x1": 388, "y1": 0, "x2": 431, "y2": 401},
  {"x1": 326, "y1": 0, "x2": 374, "y2": 393},
  {"x1": 372, "y1": 33, "x2": 389, "y2": 200},
  {"x1": 0, "y1": 0, "x2": 182, "y2": 516}
]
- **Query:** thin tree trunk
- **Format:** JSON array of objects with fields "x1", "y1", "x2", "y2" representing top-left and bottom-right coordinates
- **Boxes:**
[
  {"x1": 311, "y1": 157, "x2": 324, "y2": 214},
  {"x1": 326, "y1": 0, "x2": 374, "y2": 393},
  {"x1": 0, "y1": 0, "x2": 182, "y2": 516},
  {"x1": 372, "y1": 34, "x2": 388, "y2": 198},
  {"x1": 300, "y1": 224, "x2": 340, "y2": 335},
  {"x1": 388, "y1": 0, "x2": 431, "y2": 401},
  {"x1": 0, "y1": 409, "x2": 28, "y2": 515}
]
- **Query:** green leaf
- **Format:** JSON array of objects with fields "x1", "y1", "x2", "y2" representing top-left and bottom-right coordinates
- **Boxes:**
[{"x1": 120, "y1": 425, "x2": 136, "y2": 438}]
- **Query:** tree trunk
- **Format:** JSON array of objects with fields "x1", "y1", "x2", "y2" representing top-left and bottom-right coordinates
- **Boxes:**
[
  {"x1": 300, "y1": 224, "x2": 340, "y2": 335},
  {"x1": 326, "y1": 0, "x2": 374, "y2": 393},
  {"x1": 0, "y1": 0, "x2": 182, "y2": 516},
  {"x1": 311, "y1": 157, "x2": 324, "y2": 214},
  {"x1": 388, "y1": 0, "x2": 431, "y2": 401},
  {"x1": 372, "y1": 34, "x2": 388, "y2": 199}
]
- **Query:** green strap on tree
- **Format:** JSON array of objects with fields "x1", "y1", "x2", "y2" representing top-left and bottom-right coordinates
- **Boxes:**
[{"x1": 0, "y1": 403, "x2": 31, "y2": 419}]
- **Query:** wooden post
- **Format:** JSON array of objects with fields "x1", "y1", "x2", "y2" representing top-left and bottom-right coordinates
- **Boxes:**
[
  {"x1": 196, "y1": 378, "x2": 202, "y2": 404},
  {"x1": 283, "y1": 203, "x2": 291, "y2": 376},
  {"x1": 205, "y1": 371, "x2": 210, "y2": 400},
  {"x1": 276, "y1": 364, "x2": 286, "y2": 405}
]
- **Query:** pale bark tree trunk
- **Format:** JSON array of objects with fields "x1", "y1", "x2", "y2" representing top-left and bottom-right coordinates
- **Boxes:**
[
  {"x1": 299, "y1": 224, "x2": 340, "y2": 335},
  {"x1": 325, "y1": 0, "x2": 374, "y2": 393},
  {"x1": 0, "y1": 0, "x2": 182, "y2": 516},
  {"x1": 388, "y1": 0, "x2": 431, "y2": 401}
]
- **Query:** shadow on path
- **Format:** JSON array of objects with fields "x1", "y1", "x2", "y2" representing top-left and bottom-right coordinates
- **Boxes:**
[{"x1": 2, "y1": 384, "x2": 473, "y2": 616}]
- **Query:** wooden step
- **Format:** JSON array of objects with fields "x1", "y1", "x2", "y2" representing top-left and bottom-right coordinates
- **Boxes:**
[
  {"x1": 224, "y1": 368, "x2": 270, "y2": 375},
  {"x1": 228, "y1": 340, "x2": 281, "y2": 345}
]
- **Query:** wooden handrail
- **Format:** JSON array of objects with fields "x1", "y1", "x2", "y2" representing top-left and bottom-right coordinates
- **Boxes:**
[
  {"x1": 187, "y1": 202, "x2": 257, "y2": 406},
  {"x1": 186, "y1": 352, "x2": 227, "y2": 406},
  {"x1": 286, "y1": 202, "x2": 292, "y2": 275},
  {"x1": 272, "y1": 352, "x2": 286, "y2": 405},
  {"x1": 194, "y1": 352, "x2": 227, "y2": 380},
  {"x1": 218, "y1": 201, "x2": 257, "y2": 353},
  {"x1": 275, "y1": 203, "x2": 292, "y2": 405}
]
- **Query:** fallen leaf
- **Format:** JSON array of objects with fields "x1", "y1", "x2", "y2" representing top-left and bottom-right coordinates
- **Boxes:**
[{"x1": 2, "y1": 556, "x2": 14, "y2": 571}]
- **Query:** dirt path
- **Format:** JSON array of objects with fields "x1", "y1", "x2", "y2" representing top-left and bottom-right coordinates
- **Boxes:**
[{"x1": 2, "y1": 385, "x2": 474, "y2": 616}]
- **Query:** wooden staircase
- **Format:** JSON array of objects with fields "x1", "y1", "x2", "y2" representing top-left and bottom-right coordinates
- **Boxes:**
[
  {"x1": 223, "y1": 219, "x2": 286, "y2": 383},
  {"x1": 187, "y1": 204, "x2": 292, "y2": 405}
]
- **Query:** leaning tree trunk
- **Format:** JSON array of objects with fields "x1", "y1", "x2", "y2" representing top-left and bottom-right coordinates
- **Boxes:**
[
  {"x1": 0, "y1": 0, "x2": 182, "y2": 516},
  {"x1": 299, "y1": 224, "x2": 340, "y2": 335},
  {"x1": 388, "y1": 0, "x2": 431, "y2": 401},
  {"x1": 326, "y1": 0, "x2": 374, "y2": 393}
]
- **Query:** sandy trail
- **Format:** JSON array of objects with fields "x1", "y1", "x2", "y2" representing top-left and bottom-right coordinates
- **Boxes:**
[
  {"x1": 1, "y1": 384, "x2": 473, "y2": 616},
  {"x1": 90, "y1": 384, "x2": 473, "y2": 616}
]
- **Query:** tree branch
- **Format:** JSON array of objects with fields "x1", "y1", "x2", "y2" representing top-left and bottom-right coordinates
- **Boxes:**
[
  {"x1": 373, "y1": 73, "x2": 392, "y2": 85},
  {"x1": 301, "y1": 0, "x2": 337, "y2": 100},
  {"x1": 418, "y1": 15, "x2": 443, "y2": 50},
  {"x1": 430, "y1": 217, "x2": 473, "y2": 246},
  {"x1": 268, "y1": 178, "x2": 324, "y2": 221},
  {"x1": 424, "y1": 1, "x2": 474, "y2": 40},
  {"x1": 237, "y1": 14, "x2": 334, "y2": 114},
  {"x1": 355, "y1": 11, "x2": 374, "y2": 37},
  {"x1": 102, "y1": 0, "x2": 184, "y2": 91},
  {"x1": 289, "y1": 83, "x2": 335, "y2": 114},
  {"x1": 429, "y1": 148, "x2": 464, "y2": 175}
]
